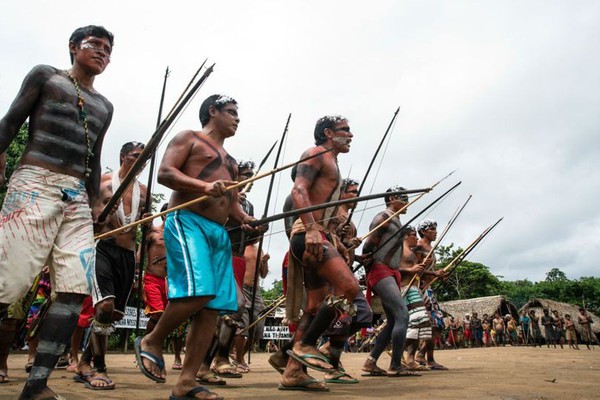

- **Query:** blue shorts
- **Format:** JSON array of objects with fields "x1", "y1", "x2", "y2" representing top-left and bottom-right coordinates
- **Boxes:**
[{"x1": 164, "y1": 210, "x2": 237, "y2": 313}]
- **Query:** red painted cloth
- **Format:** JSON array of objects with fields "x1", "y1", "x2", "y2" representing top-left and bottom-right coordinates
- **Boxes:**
[
  {"x1": 142, "y1": 272, "x2": 167, "y2": 316},
  {"x1": 232, "y1": 255, "x2": 246, "y2": 290},
  {"x1": 366, "y1": 263, "x2": 402, "y2": 305},
  {"x1": 288, "y1": 322, "x2": 298, "y2": 334},
  {"x1": 77, "y1": 295, "x2": 94, "y2": 328}
]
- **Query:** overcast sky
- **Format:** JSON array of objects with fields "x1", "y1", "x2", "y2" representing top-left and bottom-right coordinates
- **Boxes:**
[{"x1": 1, "y1": 1, "x2": 599, "y2": 289}]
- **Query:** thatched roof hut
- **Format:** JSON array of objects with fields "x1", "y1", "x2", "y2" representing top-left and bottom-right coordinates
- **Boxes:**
[
  {"x1": 519, "y1": 298, "x2": 600, "y2": 341},
  {"x1": 439, "y1": 295, "x2": 520, "y2": 321}
]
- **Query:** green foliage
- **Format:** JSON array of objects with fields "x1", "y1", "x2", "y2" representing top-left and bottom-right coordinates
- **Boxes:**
[
  {"x1": 261, "y1": 279, "x2": 283, "y2": 302},
  {"x1": 434, "y1": 244, "x2": 600, "y2": 315},
  {"x1": 0, "y1": 122, "x2": 28, "y2": 204},
  {"x1": 434, "y1": 244, "x2": 503, "y2": 301},
  {"x1": 500, "y1": 279, "x2": 539, "y2": 309}
]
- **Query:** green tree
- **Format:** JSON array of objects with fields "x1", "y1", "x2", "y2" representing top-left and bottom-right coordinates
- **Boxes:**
[
  {"x1": 0, "y1": 122, "x2": 28, "y2": 204},
  {"x1": 261, "y1": 279, "x2": 283, "y2": 302},
  {"x1": 434, "y1": 244, "x2": 503, "y2": 301},
  {"x1": 545, "y1": 267, "x2": 567, "y2": 282},
  {"x1": 501, "y1": 279, "x2": 538, "y2": 309}
]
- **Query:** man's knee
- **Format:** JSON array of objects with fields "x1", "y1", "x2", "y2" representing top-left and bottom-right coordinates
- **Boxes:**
[
  {"x1": 95, "y1": 299, "x2": 115, "y2": 323},
  {"x1": 342, "y1": 280, "x2": 360, "y2": 301}
]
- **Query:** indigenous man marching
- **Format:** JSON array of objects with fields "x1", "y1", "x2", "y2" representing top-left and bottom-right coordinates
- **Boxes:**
[
  {"x1": 135, "y1": 94, "x2": 258, "y2": 400},
  {"x1": 414, "y1": 219, "x2": 448, "y2": 370},
  {"x1": 142, "y1": 203, "x2": 186, "y2": 370},
  {"x1": 317, "y1": 178, "x2": 372, "y2": 384},
  {"x1": 361, "y1": 187, "x2": 419, "y2": 377},
  {"x1": 207, "y1": 160, "x2": 262, "y2": 379},
  {"x1": 0, "y1": 25, "x2": 114, "y2": 400},
  {"x1": 280, "y1": 115, "x2": 359, "y2": 392},
  {"x1": 75, "y1": 141, "x2": 147, "y2": 390},
  {"x1": 398, "y1": 226, "x2": 431, "y2": 371}
]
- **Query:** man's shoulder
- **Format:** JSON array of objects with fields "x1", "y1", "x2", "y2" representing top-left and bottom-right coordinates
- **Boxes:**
[
  {"x1": 23, "y1": 64, "x2": 60, "y2": 87},
  {"x1": 30, "y1": 64, "x2": 59, "y2": 77},
  {"x1": 170, "y1": 129, "x2": 204, "y2": 147},
  {"x1": 300, "y1": 145, "x2": 330, "y2": 163}
]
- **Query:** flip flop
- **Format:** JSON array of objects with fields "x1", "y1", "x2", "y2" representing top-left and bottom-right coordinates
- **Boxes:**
[
  {"x1": 169, "y1": 386, "x2": 223, "y2": 400},
  {"x1": 85, "y1": 375, "x2": 116, "y2": 390},
  {"x1": 134, "y1": 336, "x2": 166, "y2": 383},
  {"x1": 0, "y1": 371, "x2": 8, "y2": 384},
  {"x1": 428, "y1": 363, "x2": 449, "y2": 371},
  {"x1": 324, "y1": 371, "x2": 359, "y2": 384},
  {"x1": 25, "y1": 362, "x2": 33, "y2": 373},
  {"x1": 172, "y1": 361, "x2": 183, "y2": 370},
  {"x1": 387, "y1": 369, "x2": 422, "y2": 377},
  {"x1": 73, "y1": 372, "x2": 94, "y2": 384},
  {"x1": 196, "y1": 372, "x2": 226, "y2": 386},
  {"x1": 278, "y1": 378, "x2": 329, "y2": 392},
  {"x1": 286, "y1": 349, "x2": 335, "y2": 373},
  {"x1": 405, "y1": 362, "x2": 429, "y2": 372},
  {"x1": 361, "y1": 366, "x2": 388, "y2": 377},
  {"x1": 212, "y1": 364, "x2": 242, "y2": 378},
  {"x1": 235, "y1": 361, "x2": 250, "y2": 373}
]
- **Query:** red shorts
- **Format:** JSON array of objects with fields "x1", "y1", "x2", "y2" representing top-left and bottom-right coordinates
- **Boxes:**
[
  {"x1": 463, "y1": 329, "x2": 472, "y2": 339},
  {"x1": 366, "y1": 263, "x2": 402, "y2": 304},
  {"x1": 143, "y1": 272, "x2": 167, "y2": 316},
  {"x1": 77, "y1": 296, "x2": 94, "y2": 328},
  {"x1": 232, "y1": 255, "x2": 246, "y2": 289}
]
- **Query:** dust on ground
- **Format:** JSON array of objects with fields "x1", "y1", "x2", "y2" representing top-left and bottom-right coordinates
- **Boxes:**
[{"x1": 1, "y1": 346, "x2": 599, "y2": 399}]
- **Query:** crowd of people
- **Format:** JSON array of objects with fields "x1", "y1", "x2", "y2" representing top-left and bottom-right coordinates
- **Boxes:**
[
  {"x1": 0, "y1": 24, "x2": 597, "y2": 400},
  {"x1": 417, "y1": 307, "x2": 597, "y2": 350}
]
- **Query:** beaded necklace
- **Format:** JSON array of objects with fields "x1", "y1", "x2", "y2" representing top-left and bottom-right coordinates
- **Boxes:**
[{"x1": 65, "y1": 70, "x2": 93, "y2": 178}]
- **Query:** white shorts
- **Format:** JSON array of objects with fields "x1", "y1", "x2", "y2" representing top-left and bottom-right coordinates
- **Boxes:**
[{"x1": 0, "y1": 165, "x2": 95, "y2": 304}]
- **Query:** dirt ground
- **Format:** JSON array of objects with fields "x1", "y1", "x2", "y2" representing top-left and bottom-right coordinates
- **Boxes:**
[{"x1": 1, "y1": 346, "x2": 599, "y2": 400}]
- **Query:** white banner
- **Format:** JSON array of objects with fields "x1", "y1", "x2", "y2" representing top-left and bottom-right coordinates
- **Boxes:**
[
  {"x1": 115, "y1": 306, "x2": 148, "y2": 329},
  {"x1": 262, "y1": 325, "x2": 291, "y2": 340}
]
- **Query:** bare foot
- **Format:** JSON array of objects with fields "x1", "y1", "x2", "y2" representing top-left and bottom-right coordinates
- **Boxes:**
[
  {"x1": 288, "y1": 343, "x2": 334, "y2": 371},
  {"x1": 362, "y1": 358, "x2": 387, "y2": 376},
  {"x1": 85, "y1": 371, "x2": 116, "y2": 390},
  {"x1": 172, "y1": 384, "x2": 222, "y2": 399},
  {"x1": 281, "y1": 369, "x2": 326, "y2": 390},
  {"x1": 268, "y1": 350, "x2": 288, "y2": 374},
  {"x1": 137, "y1": 336, "x2": 166, "y2": 382},
  {"x1": 20, "y1": 384, "x2": 65, "y2": 400}
]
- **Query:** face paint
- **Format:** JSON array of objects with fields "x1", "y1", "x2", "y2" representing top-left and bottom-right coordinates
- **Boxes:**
[
  {"x1": 80, "y1": 39, "x2": 111, "y2": 60},
  {"x1": 332, "y1": 136, "x2": 351, "y2": 146}
]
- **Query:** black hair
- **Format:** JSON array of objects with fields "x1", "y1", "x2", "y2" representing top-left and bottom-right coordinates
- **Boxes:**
[
  {"x1": 341, "y1": 178, "x2": 360, "y2": 193},
  {"x1": 401, "y1": 225, "x2": 416, "y2": 238},
  {"x1": 291, "y1": 165, "x2": 297, "y2": 182},
  {"x1": 199, "y1": 94, "x2": 237, "y2": 127},
  {"x1": 119, "y1": 141, "x2": 145, "y2": 165},
  {"x1": 384, "y1": 185, "x2": 408, "y2": 206},
  {"x1": 69, "y1": 25, "x2": 114, "y2": 64},
  {"x1": 238, "y1": 160, "x2": 256, "y2": 171},
  {"x1": 313, "y1": 115, "x2": 347, "y2": 145}
]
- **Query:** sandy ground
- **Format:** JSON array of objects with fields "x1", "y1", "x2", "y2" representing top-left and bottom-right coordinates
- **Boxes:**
[{"x1": 1, "y1": 346, "x2": 599, "y2": 400}]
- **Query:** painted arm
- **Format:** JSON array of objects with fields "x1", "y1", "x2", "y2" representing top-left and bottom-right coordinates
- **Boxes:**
[{"x1": 0, "y1": 65, "x2": 53, "y2": 183}]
